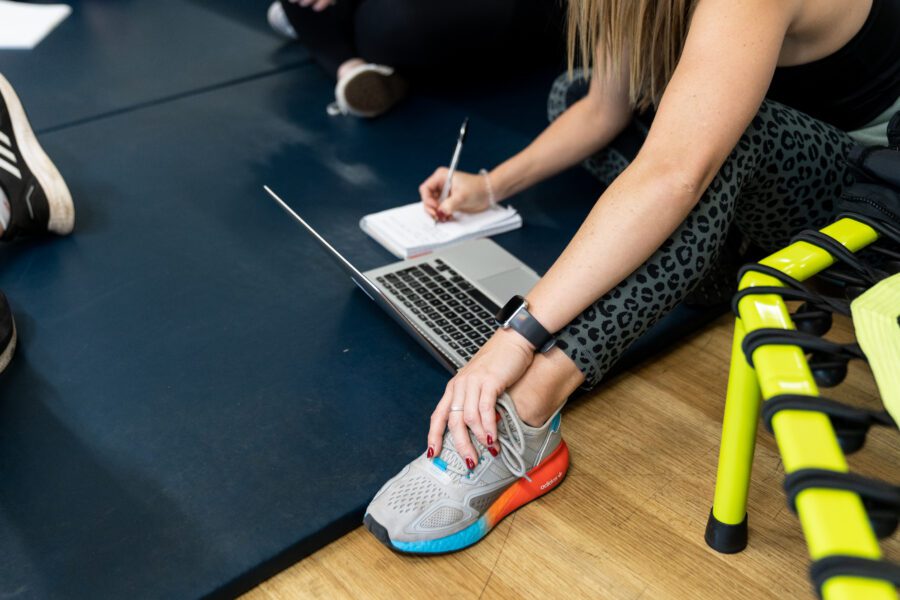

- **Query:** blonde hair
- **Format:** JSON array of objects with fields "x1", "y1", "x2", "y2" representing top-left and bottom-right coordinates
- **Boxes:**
[{"x1": 567, "y1": 0, "x2": 698, "y2": 111}]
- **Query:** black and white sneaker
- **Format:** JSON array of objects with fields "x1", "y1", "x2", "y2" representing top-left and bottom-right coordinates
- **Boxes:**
[
  {"x1": 0, "y1": 73, "x2": 74, "y2": 241},
  {"x1": 0, "y1": 291, "x2": 16, "y2": 374}
]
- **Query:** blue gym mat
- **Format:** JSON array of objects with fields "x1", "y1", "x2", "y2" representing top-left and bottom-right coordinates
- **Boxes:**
[
  {"x1": 0, "y1": 5, "x2": 723, "y2": 599},
  {"x1": 0, "y1": 0, "x2": 308, "y2": 132}
]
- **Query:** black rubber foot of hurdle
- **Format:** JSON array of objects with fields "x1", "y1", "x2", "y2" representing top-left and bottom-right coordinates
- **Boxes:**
[{"x1": 704, "y1": 509, "x2": 748, "y2": 554}]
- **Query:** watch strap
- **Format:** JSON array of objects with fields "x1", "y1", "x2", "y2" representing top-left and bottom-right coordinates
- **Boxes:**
[{"x1": 508, "y1": 307, "x2": 555, "y2": 352}]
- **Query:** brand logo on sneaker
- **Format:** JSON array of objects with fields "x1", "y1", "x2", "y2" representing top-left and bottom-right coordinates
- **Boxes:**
[
  {"x1": 0, "y1": 129, "x2": 21, "y2": 180},
  {"x1": 540, "y1": 471, "x2": 564, "y2": 490}
]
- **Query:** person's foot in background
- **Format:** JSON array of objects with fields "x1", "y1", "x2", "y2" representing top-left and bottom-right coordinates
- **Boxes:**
[
  {"x1": 0, "y1": 73, "x2": 76, "y2": 374},
  {"x1": 328, "y1": 60, "x2": 408, "y2": 118},
  {"x1": 266, "y1": 0, "x2": 408, "y2": 118},
  {"x1": 0, "y1": 73, "x2": 74, "y2": 240},
  {"x1": 267, "y1": 1, "x2": 297, "y2": 40}
]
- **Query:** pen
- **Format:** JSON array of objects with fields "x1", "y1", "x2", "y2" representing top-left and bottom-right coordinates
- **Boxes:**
[{"x1": 434, "y1": 117, "x2": 469, "y2": 226}]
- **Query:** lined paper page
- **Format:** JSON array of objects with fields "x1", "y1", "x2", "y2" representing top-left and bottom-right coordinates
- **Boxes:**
[
  {"x1": 361, "y1": 202, "x2": 521, "y2": 257},
  {"x1": 370, "y1": 203, "x2": 514, "y2": 246}
]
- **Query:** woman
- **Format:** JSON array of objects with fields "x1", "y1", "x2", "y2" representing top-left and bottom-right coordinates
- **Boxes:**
[
  {"x1": 364, "y1": 0, "x2": 900, "y2": 554},
  {"x1": 270, "y1": 0, "x2": 565, "y2": 117}
]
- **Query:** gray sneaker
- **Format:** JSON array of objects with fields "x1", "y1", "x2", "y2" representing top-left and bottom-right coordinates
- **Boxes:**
[{"x1": 364, "y1": 394, "x2": 569, "y2": 554}]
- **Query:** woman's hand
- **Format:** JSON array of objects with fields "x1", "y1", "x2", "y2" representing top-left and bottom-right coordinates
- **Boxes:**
[
  {"x1": 288, "y1": 0, "x2": 334, "y2": 12},
  {"x1": 427, "y1": 329, "x2": 535, "y2": 468},
  {"x1": 419, "y1": 168, "x2": 492, "y2": 222}
]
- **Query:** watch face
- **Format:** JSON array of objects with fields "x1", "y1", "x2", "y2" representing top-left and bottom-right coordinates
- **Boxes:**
[{"x1": 495, "y1": 295, "x2": 525, "y2": 325}]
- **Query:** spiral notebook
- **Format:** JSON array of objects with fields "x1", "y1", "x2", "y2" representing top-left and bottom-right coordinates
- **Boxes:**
[{"x1": 360, "y1": 202, "x2": 522, "y2": 259}]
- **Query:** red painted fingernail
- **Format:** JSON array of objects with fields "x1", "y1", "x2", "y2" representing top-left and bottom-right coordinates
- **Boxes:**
[
  {"x1": 488, "y1": 447, "x2": 499, "y2": 457},
  {"x1": 427, "y1": 446, "x2": 434, "y2": 459},
  {"x1": 486, "y1": 434, "x2": 493, "y2": 446},
  {"x1": 466, "y1": 457, "x2": 475, "y2": 470}
]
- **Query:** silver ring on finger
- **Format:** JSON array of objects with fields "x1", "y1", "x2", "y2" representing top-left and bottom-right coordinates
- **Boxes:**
[{"x1": 450, "y1": 406, "x2": 465, "y2": 412}]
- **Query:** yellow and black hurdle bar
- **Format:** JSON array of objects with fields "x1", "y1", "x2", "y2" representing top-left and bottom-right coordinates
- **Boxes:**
[{"x1": 705, "y1": 216, "x2": 899, "y2": 600}]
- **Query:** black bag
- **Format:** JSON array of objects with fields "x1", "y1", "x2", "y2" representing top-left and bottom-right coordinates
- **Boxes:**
[{"x1": 838, "y1": 111, "x2": 900, "y2": 229}]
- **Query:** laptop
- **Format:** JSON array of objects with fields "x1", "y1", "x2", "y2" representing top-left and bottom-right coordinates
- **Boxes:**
[{"x1": 264, "y1": 186, "x2": 539, "y2": 373}]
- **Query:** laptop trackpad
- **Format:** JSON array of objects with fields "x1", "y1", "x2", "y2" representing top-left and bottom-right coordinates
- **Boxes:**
[{"x1": 478, "y1": 269, "x2": 536, "y2": 304}]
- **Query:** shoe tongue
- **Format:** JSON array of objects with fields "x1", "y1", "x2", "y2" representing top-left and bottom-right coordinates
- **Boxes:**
[{"x1": 437, "y1": 429, "x2": 477, "y2": 475}]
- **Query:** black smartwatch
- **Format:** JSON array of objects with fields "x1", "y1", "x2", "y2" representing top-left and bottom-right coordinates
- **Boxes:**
[{"x1": 495, "y1": 295, "x2": 556, "y2": 353}]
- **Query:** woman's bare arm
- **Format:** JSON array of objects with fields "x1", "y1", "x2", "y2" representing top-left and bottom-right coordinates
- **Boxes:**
[
  {"x1": 525, "y1": 0, "x2": 796, "y2": 332},
  {"x1": 489, "y1": 67, "x2": 634, "y2": 200},
  {"x1": 420, "y1": 65, "x2": 633, "y2": 217}
]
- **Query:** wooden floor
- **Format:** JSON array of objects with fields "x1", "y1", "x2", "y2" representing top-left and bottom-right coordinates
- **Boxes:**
[{"x1": 245, "y1": 313, "x2": 899, "y2": 600}]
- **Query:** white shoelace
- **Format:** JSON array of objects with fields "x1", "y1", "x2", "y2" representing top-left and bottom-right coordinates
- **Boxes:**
[{"x1": 495, "y1": 395, "x2": 530, "y2": 481}]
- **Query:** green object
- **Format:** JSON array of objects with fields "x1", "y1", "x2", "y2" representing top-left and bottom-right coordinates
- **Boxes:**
[
  {"x1": 852, "y1": 273, "x2": 900, "y2": 427},
  {"x1": 707, "y1": 218, "x2": 896, "y2": 600}
]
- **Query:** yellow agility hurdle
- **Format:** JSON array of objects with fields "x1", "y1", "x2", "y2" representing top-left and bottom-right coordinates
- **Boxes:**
[{"x1": 705, "y1": 217, "x2": 898, "y2": 600}]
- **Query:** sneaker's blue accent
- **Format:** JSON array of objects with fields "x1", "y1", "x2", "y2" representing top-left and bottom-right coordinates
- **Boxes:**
[{"x1": 391, "y1": 516, "x2": 489, "y2": 554}]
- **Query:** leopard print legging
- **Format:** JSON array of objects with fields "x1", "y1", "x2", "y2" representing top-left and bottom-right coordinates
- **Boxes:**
[{"x1": 546, "y1": 72, "x2": 855, "y2": 388}]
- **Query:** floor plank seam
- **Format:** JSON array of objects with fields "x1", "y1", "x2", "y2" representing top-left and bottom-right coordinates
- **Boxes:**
[
  {"x1": 478, "y1": 512, "x2": 517, "y2": 599},
  {"x1": 36, "y1": 59, "x2": 314, "y2": 136}
]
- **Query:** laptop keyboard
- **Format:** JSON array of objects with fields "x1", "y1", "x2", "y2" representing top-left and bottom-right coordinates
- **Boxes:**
[{"x1": 375, "y1": 259, "x2": 499, "y2": 362}]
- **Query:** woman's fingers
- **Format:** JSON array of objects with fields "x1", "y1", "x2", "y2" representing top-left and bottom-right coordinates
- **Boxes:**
[
  {"x1": 429, "y1": 377, "x2": 493, "y2": 469},
  {"x1": 421, "y1": 193, "x2": 438, "y2": 209},
  {"x1": 441, "y1": 172, "x2": 488, "y2": 216},
  {"x1": 463, "y1": 378, "x2": 487, "y2": 449},
  {"x1": 437, "y1": 194, "x2": 457, "y2": 217},
  {"x1": 428, "y1": 382, "x2": 453, "y2": 458},
  {"x1": 450, "y1": 380, "x2": 479, "y2": 469},
  {"x1": 421, "y1": 168, "x2": 447, "y2": 198},
  {"x1": 425, "y1": 332, "x2": 537, "y2": 472},
  {"x1": 420, "y1": 167, "x2": 452, "y2": 220},
  {"x1": 419, "y1": 168, "x2": 493, "y2": 221},
  {"x1": 312, "y1": 0, "x2": 331, "y2": 10},
  {"x1": 436, "y1": 187, "x2": 468, "y2": 221},
  {"x1": 448, "y1": 410, "x2": 478, "y2": 471},
  {"x1": 421, "y1": 197, "x2": 449, "y2": 221},
  {"x1": 479, "y1": 385, "x2": 500, "y2": 455},
  {"x1": 420, "y1": 192, "x2": 440, "y2": 219},
  {"x1": 439, "y1": 181, "x2": 468, "y2": 215}
]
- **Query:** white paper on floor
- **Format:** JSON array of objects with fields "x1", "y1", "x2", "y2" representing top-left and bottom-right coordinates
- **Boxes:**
[{"x1": 0, "y1": 1, "x2": 71, "y2": 50}]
